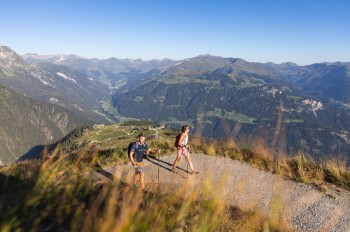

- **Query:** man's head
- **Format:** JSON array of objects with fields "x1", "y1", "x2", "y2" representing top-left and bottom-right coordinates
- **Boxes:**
[{"x1": 137, "y1": 133, "x2": 146, "y2": 143}]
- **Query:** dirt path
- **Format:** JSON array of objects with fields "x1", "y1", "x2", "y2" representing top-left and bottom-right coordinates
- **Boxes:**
[{"x1": 103, "y1": 154, "x2": 350, "y2": 232}]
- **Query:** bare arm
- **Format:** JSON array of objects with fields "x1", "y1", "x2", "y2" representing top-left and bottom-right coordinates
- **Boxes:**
[
  {"x1": 148, "y1": 148, "x2": 160, "y2": 154},
  {"x1": 130, "y1": 151, "x2": 136, "y2": 166}
]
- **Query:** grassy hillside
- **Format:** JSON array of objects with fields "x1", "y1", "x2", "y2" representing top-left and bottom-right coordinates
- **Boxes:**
[
  {"x1": 1, "y1": 122, "x2": 349, "y2": 231},
  {"x1": 1, "y1": 157, "x2": 291, "y2": 231},
  {"x1": 0, "y1": 84, "x2": 91, "y2": 164},
  {"x1": 53, "y1": 121, "x2": 177, "y2": 167},
  {"x1": 0, "y1": 122, "x2": 289, "y2": 231},
  {"x1": 52, "y1": 122, "x2": 350, "y2": 191}
]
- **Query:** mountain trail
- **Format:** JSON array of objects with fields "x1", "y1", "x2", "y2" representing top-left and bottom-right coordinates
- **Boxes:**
[{"x1": 102, "y1": 153, "x2": 350, "y2": 232}]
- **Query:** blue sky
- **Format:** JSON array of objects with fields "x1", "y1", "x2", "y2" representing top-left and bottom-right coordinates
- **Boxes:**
[{"x1": 1, "y1": 0, "x2": 349, "y2": 65}]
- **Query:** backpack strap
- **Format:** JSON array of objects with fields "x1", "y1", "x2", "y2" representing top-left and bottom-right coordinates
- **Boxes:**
[{"x1": 133, "y1": 142, "x2": 139, "y2": 160}]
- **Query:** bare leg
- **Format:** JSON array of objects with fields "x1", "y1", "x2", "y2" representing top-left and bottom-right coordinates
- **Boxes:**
[
  {"x1": 133, "y1": 173, "x2": 138, "y2": 185},
  {"x1": 172, "y1": 158, "x2": 181, "y2": 170},
  {"x1": 185, "y1": 152, "x2": 198, "y2": 174},
  {"x1": 140, "y1": 172, "x2": 145, "y2": 189},
  {"x1": 186, "y1": 155, "x2": 195, "y2": 171},
  {"x1": 133, "y1": 162, "x2": 144, "y2": 187},
  {"x1": 172, "y1": 149, "x2": 183, "y2": 172}
]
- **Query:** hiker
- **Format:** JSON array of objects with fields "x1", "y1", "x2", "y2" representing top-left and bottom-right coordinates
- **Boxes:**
[
  {"x1": 129, "y1": 133, "x2": 160, "y2": 190},
  {"x1": 172, "y1": 125, "x2": 199, "y2": 175}
]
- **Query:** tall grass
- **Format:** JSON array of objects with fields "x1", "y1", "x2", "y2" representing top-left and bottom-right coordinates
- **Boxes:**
[
  {"x1": 0, "y1": 149, "x2": 289, "y2": 231},
  {"x1": 189, "y1": 137, "x2": 350, "y2": 191},
  {"x1": 2, "y1": 132, "x2": 348, "y2": 231}
]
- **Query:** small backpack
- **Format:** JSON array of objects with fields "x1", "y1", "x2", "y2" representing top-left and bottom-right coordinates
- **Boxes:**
[
  {"x1": 174, "y1": 133, "x2": 182, "y2": 148},
  {"x1": 127, "y1": 142, "x2": 138, "y2": 160}
]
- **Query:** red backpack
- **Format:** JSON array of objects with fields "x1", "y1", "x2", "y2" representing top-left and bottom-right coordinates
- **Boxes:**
[{"x1": 174, "y1": 133, "x2": 182, "y2": 148}]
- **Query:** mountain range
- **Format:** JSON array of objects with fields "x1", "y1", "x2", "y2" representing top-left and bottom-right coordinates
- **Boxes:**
[
  {"x1": 0, "y1": 46, "x2": 110, "y2": 123},
  {"x1": 111, "y1": 55, "x2": 350, "y2": 159},
  {"x1": 1, "y1": 45, "x2": 350, "y2": 164}
]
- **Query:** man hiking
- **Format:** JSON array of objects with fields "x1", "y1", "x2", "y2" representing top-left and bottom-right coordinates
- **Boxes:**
[
  {"x1": 172, "y1": 125, "x2": 199, "y2": 175},
  {"x1": 129, "y1": 133, "x2": 160, "y2": 190}
]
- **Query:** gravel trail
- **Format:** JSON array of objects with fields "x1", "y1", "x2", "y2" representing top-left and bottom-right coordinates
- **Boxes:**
[{"x1": 103, "y1": 154, "x2": 350, "y2": 231}]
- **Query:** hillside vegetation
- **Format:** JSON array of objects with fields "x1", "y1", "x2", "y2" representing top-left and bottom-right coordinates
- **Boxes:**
[
  {"x1": 1, "y1": 122, "x2": 349, "y2": 231},
  {"x1": 2, "y1": 46, "x2": 350, "y2": 164},
  {"x1": 0, "y1": 84, "x2": 90, "y2": 164},
  {"x1": 54, "y1": 122, "x2": 350, "y2": 191},
  {"x1": 111, "y1": 67, "x2": 350, "y2": 160},
  {"x1": 1, "y1": 157, "x2": 292, "y2": 232}
]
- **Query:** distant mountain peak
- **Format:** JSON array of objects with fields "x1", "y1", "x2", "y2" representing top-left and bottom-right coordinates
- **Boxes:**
[
  {"x1": 0, "y1": 45, "x2": 12, "y2": 51},
  {"x1": 197, "y1": 54, "x2": 214, "y2": 57},
  {"x1": 191, "y1": 54, "x2": 225, "y2": 60},
  {"x1": 22, "y1": 53, "x2": 85, "y2": 63},
  {"x1": 0, "y1": 46, "x2": 29, "y2": 69},
  {"x1": 280, "y1": 61, "x2": 299, "y2": 67},
  {"x1": 0, "y1": 45, "x2": 20, "y2": 60}
]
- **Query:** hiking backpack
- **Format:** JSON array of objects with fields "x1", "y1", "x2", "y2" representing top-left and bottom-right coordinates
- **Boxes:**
[
  {"x1": 174, "y1": 133, "x2": 182, "y2": 148},
  {"x1": 127, "y1": 142, "x2": 138, "y2": 160}
]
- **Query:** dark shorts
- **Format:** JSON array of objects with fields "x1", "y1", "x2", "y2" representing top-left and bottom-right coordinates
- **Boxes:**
[
  {"x1": 135, "y1": 166, "x2": 143, "y2": 174},
  {"x1": 134, "y1": 162, "x2": 143, "y2": 174}
]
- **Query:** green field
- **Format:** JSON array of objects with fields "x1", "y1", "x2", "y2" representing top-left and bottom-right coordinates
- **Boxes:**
[
  {"x1": 76, "y1": 123, "x2": 177, "y2": 154},
  {"x1": 100, "y1": 98, "x2": 141, "y2": 122},
  {"x1": 284, "y1": 119, "x2": 304, "y2": 123},
  {"x1": 206, "y1": 109, "x2": 256, "y2": 124},
  {"x1": 134, "y1": 96, "x2": 144, "y2": 102},
  {"x1": 206, "y1": 108, "x2": 222, "y2": 117},
  {"x1": 223, "y1": 111, "x2": 256, "y2": 124},
  {"x1": 238, "y1": 79, "x2": 256, "y2": 89},
  {"x1": 159, "y1": 76, "x2": 220, "y2": 86},
  {"x1": 287, "y1": 95, "x2": 304, "y2": 101}
]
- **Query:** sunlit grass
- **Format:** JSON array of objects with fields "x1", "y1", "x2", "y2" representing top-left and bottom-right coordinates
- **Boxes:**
[
  {"x1": 57, "y1": 123, "x2": 350, "y2": 191},
  {"x1": 189, "y1": 137, "x2": 350, "y2": 191},
  {"x1": 0, "y1": 149, "x2": 290, "y2": 232},
  {"x1": 2, "y1": 122, "x2": 349, "y2": 231}
]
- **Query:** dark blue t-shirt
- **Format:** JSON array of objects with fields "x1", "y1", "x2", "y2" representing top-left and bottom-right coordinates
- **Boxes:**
[{"x1": 130, "y1": 142, "x2": 149, "y2": 162}]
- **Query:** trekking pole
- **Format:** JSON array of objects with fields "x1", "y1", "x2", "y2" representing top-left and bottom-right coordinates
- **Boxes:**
[
  {"x1": 186, "y1": 161, "x2": 189, "y2": 178},
  {"x1": 158, "y1": 149, "x2": 160, "y2": 184},
  {"x1": 186, "y1": 146, "x2": 189, "y2": 178}
]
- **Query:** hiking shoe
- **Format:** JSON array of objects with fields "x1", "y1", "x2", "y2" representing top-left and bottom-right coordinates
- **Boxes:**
[
  {"x1": 190, "y1": 171, "x2": 199, "y2": 175},
  {"x1": 172, "y1": 168, "x2": 178, "y2": 174}
]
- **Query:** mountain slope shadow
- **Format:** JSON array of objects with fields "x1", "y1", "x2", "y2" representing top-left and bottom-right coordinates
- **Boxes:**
[
  {"x1": 18, "y1": 145, "x2": 47, "y2": 161},
  {"x1": 18, "y1": 126, "x2": 90, "y2": 162}
]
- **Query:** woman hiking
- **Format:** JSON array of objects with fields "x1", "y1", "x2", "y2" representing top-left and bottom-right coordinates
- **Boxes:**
[{"x1": 172, "y1": 125, "x2": 199, "y2": 175}]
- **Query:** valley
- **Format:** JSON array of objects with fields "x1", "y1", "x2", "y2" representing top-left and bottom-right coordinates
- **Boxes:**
[{"x1": 1, "y1": 46, "x2": 350, "y2": 164}]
